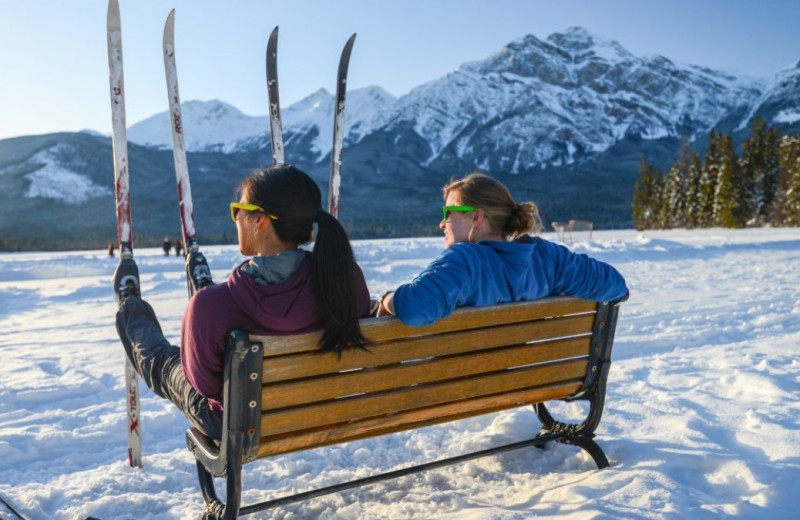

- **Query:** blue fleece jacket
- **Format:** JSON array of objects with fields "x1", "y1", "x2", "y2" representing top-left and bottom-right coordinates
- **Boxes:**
[{"x1": 392, "y1": 236, "x2": 628, "y2": 327}]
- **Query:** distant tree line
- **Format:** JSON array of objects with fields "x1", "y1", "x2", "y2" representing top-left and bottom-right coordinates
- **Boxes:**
[{"x1": 632, "y1": 117, "x2": 800, "y2": 230}]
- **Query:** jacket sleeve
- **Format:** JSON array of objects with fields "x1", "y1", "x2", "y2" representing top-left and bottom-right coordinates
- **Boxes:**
[
  {"x1": 541, "y1": 240, "x2": 628, "y2": 302},
  {"x1": 392, "y1": 247, "x2": 473, "y2": 327}
]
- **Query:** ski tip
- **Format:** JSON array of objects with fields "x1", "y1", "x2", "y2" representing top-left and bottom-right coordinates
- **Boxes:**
[
  {"x1": 164, "y1": 8, "x2": 175, "y2": 42},
  {"x1": 268, "y1": 26, "x2": 279, "y2": 55},
  {"x1": 107, "y1": 0, "x2": 121, "y2": 30},
  {"x1": 342, "y1": 33, "x2": 356, "y2": 55},
  {"x1": 339, "y1": 33, "x2": 356, "y2": 65}
]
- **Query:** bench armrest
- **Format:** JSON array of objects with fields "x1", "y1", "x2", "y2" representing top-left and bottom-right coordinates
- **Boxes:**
[
  {"x1": 186, "y1": 330, "x2": 263, "y2": 478},
  {"x1": 186, "y1": 427, "x2": 226, "y2": 476}
]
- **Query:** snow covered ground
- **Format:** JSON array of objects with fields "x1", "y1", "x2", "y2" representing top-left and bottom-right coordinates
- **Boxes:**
[{"x1": 1, "y1": 228, "x2": 798, "y2": 520}]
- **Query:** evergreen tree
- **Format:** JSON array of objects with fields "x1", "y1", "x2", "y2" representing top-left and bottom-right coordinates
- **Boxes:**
[
  {"x1": 780, "y1": 133, "x2": 800, "y2": 226},
  {"x1": 713, "y1": 133, "x2": 746, "y2": 227},
  {"x1": 698, "y1": 130, "x2": 721, "y2": 227},
  {"x1": 740, "y1": 117, "x2": 781, "y2": 224},
  {"x1": 660, "y1": 140, "x2": 693, "y2": 228},
  {"x1": 633, "y1": 156, "x2": 663, "y2": 230},
  {"x1": 739, "y1": 117, "x2": 764, "y2": 222},
  {"x1": 652, "y1": 172, "x2": 666, "y2": 228},
  {"x1": 660, "y1": 164, "x2": 680, "y2": 229},
  {"x1": 759, "y1": 126, "x2": 782, "y2": 223},
  {"x1": 685, "y1": 151, "x2": 703, "y2": 228}
]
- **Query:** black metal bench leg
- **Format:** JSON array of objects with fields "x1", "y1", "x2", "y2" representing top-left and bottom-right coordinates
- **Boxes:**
[
  {"x1": 223, "y1": 449, "x2": 243, "y2": 520},
  {"x1": 196, "y1": 461, "x2": 225, "y2": 519},
  {"x1": 196, "y1": 460, "x2": 242, "y2": 520},
  {"x1": 533, "y1": 402, "x2": 610, "y2": 469},
  {"x1": 561, "y1": 434, "x2": 609, "y2": 469}
]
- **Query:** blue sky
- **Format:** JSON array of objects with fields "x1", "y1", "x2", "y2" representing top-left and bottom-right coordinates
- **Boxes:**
[{"x1": 2, "y1": 0, "x2": 800, "y2": 141}]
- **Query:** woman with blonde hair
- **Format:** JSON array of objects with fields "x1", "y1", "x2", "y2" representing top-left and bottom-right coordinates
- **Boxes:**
[{"x1": 376, "y1": 172, "x2": 627, "y2": 326}]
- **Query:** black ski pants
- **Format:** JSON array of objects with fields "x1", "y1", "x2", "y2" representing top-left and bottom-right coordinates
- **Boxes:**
[{"x1": 115, "y1": 296, "x2": 221, "y2": 440}]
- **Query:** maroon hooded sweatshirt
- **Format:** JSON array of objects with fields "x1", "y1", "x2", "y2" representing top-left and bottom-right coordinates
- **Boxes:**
[{"x1": 180, "y1": 254, "x2": 371, "y2": 422}]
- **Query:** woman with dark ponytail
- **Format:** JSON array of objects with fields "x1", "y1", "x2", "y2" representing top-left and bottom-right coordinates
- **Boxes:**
[
  {"x1": 375, "y1": 172, "x2": 628, "y2": 326},
  {"x1": 114, "y1": 164, "x2": 370, "y2": 440},
  {"x1": 226, "y1": 164, "x2": 370, "y2": 354}
]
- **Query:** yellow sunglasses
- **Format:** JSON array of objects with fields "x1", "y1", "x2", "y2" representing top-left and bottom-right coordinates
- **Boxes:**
[{"x1": 229, "y1": 202, "x2": 278, "y2": 222}]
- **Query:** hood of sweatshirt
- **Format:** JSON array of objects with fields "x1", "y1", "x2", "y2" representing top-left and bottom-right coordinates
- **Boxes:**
[{"x1": 226, "y1": 253, "x2": 322, "y2": 333}]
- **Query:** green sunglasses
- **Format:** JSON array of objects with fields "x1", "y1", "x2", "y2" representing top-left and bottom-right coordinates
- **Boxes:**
[
  {"x1": 442, "y1": 205, "x2": 476, "y2": 221},
  {"x1": 229, "y1": 202, "x2": 279, "y2": 222}
]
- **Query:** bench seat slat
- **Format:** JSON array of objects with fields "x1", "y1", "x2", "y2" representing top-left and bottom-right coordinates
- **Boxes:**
[
  {"x1": 263, "y1": 336, "x2": 591, "y2": 409},
  {"x1": 253, "y1": 297, "x2": 597, "y2": 356},
  {"x1": 257, "y1": 382, "x2": 582, "y2": 457},
  {"x1": 260, "y1": 359, "x2": 588, "y2": 437},
  {"x1": 263, "y1": 314, "x2": 596, "y2": 382}
]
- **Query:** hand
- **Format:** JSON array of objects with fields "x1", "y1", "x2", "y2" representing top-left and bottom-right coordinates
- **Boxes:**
[
  {"x1": 369, "y1": 299, "x2": 381, "y2": 317},
  {"x1": 376, "y1": 292, "x2": 394, "y2": 317}
]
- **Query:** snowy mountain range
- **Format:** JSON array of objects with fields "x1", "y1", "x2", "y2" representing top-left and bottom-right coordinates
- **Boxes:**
[
  {"x1": 127, "y1": 27, "x2": 779, "y2": 171},
  {"x1": 3, "y1": 27, "x2": 800, "y2": 249},
  {"x1": 127, "y1": 87, "x2": 398, "y2": 156}
]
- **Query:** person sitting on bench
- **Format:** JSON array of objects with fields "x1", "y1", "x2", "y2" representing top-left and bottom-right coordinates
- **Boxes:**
[
  {"x1": 113, "y1": 164, "x2": 372, "y2": 440},
  {"x1": 376, "y1": 172, "x2": 628, "y2": 326}
]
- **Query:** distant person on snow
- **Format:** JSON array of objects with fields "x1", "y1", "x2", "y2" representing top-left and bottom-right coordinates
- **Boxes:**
[
  {"x1": 375, "y1": 172, "x2": 628, "y2": 326},
  {"x1": 112, "y1": 164, "x2": 371, "y2": 439},
  {"x1": 107, "y1": 242, "x2": 115, "y2": 258},
  {"x1": 162, "y1": 237, "x2": 171, "y2": 256},
  {"x1": 173, "y1": 239, "x2": 183, "y2": 257}
]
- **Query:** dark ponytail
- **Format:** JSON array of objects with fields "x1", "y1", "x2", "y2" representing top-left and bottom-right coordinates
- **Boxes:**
[
  {"x1": 237, "y1": 164, "x2": 368, "y2": 354},
  {"x1": 312, "y1": 210, "x2": 369, "y2": 354}
]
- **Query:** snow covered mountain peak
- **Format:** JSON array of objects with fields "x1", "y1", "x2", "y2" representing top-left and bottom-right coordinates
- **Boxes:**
[
  {"x1": 548, "y1": 26, "x2": 606, "y2": 48},
  {"x1": 738, "y1": 59, "x2": 800, "y2": 129},
  {"x1": 547, "y1": 26, "x2": 632, "y2": 63},
  {"x1": 285, "y1": 88, "x2": 332, "y2": 117},
  {"x1": 187, "y1": 99, "x2": 244, "y2": 119},
  {"x1": 388, "y1": 27, "x2": 768, "y2": 172},
  {"x1": 128, "y1": 86, "x2": 396, "y2": 156},
  {"x1": 281, "y1": 86, "x2": 397, "y2": 157},
  {"x1": 461, "y1": 27, "x2": 633, "y2": 83},
  {"x1": 128, "y1": 98, "x2": 265, "y2": 152}
]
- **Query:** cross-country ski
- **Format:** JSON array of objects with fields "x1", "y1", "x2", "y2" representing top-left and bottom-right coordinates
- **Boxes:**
[
  {"x1": 328, "y1": 34, "x2": 356, "y2": 218},
  {"x1": 162, "y1": 9, "x2": 212, "y2": 298},
  {"x1": 106, "y1": 0, "x2": 142, "y2": 469},
  {"x1": 266, "y1": 26, "x2": 285, "y2": 165}
]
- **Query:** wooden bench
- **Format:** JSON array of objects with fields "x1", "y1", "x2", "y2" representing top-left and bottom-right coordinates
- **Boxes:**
[{"x1": 186, "y1": 295, "x2": 626, "y2": 519}]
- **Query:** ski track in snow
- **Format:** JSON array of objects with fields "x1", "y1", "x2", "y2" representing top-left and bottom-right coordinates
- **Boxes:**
[{"x1": 0, "y1": 228, "x2": 799, "y2": 519}]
